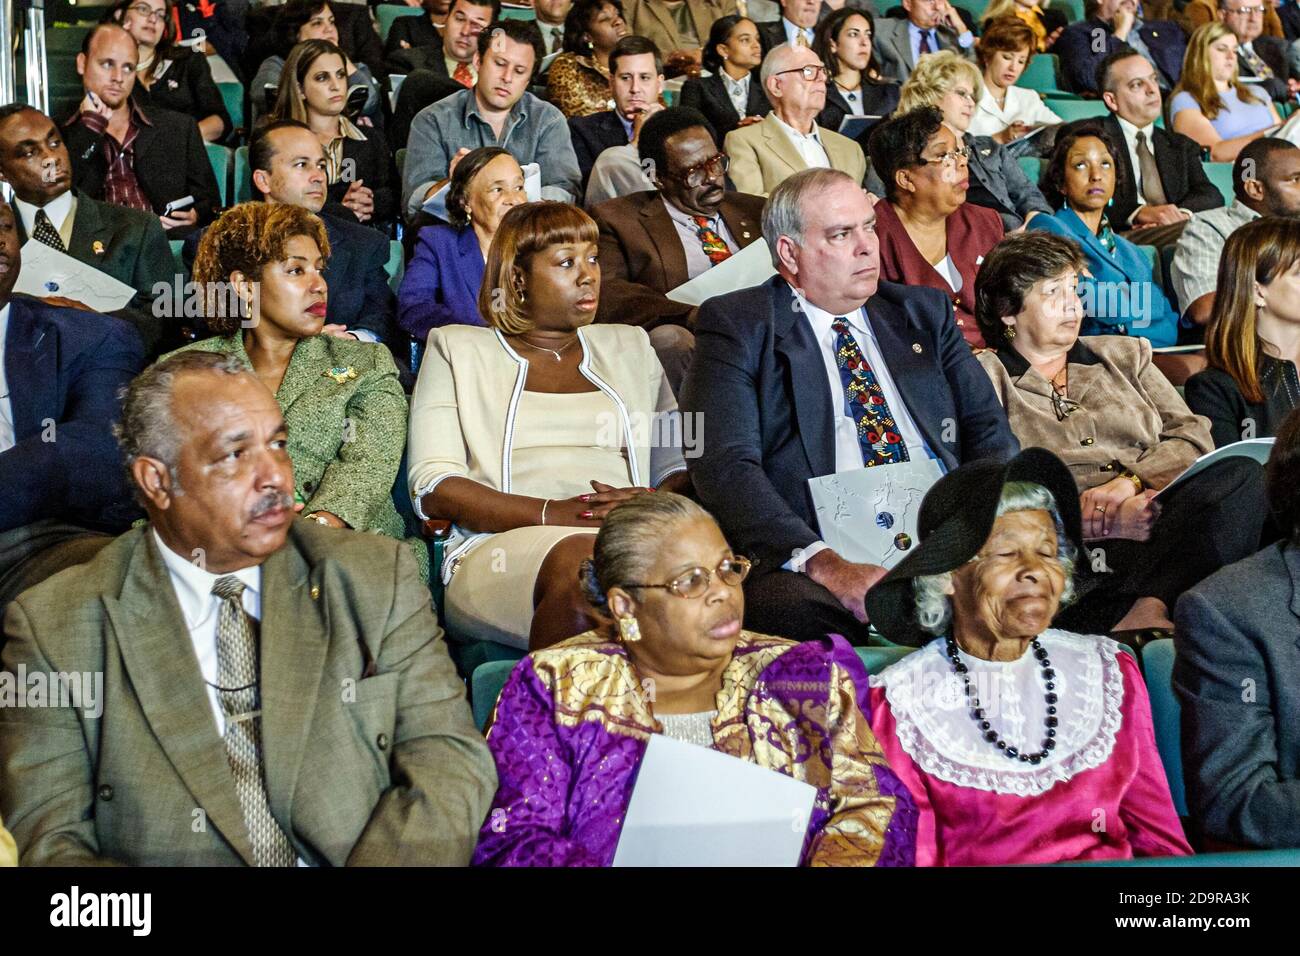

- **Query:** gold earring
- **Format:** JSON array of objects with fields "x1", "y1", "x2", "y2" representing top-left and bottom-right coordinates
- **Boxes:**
[
  {"x1": 617, "y1": 614, "x2": 641, "y2": 642},
  {"x1": 1004, "y1": 324, "x2": 1017, "y2": 340}
]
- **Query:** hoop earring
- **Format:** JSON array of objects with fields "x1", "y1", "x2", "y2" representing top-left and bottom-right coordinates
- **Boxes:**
[{"x1": 617, "y1": 615, "x2": 642, "y2": 643}]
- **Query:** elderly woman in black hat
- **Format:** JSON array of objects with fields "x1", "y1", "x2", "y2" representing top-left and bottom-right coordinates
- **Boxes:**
[{"x1": 864, "y1": 448, "x2": 1192, "y2": 866}]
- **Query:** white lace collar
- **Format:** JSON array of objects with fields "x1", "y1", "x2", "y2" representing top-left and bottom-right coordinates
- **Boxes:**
[{"x1": 870, "y1": 630, "x2": 1125, "y2": 796}]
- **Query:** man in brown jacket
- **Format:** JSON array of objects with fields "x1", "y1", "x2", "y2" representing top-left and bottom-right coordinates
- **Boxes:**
[
  {"x1": 0, "y1": 352, "x2": 495, "y2": 866},
  {"x1": 591, "y1": 107, "x2": 765, "y2": 391}
]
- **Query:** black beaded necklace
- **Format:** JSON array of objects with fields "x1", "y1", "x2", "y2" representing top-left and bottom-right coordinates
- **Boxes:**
[{"x1": 945, "y1": 636, "x2": 1059, "y2": 765}]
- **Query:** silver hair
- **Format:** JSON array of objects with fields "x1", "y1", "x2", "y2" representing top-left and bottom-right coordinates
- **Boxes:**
[
  {"x1": 912, "y1": 481, "x2": 1079, "y2": 636},
  {"x1": 113, "y1": 351, "x2": 251, "y2": 506},
  {"x1": 579, "y1": 492, "x2": 714, "y2": 613},
  {"x1": 759, "y1": 42, "x2": 796, "y2": 89},
  {"x1": 761, "y1": 167, "x2": 859, "y2": 269}
]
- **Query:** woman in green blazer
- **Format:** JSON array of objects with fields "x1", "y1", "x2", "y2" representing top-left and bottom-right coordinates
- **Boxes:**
[{"x1": 165, "y1": 202, "x2": 423, "y2": 574}]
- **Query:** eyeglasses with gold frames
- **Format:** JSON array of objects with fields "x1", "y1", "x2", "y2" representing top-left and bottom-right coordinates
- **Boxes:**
[{"x1": 621, "y1": 556, "x2": 754, "y2": 599}]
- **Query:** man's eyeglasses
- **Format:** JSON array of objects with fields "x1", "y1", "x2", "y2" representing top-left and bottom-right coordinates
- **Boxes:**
[
  {"x1": 672, "y1": 152, "x2": 729, "y2": 188},
  {"x1": 622, "y1": 556, "x2": 754, "y2": 599},
  {"x1": 918, "y1": 144, "x2": 971, "y2": 167},
  {"x1": 1225, "y1": 4, "x2": 1265, "y2": 14},
  {"x1": 127, "y1": 3, "x2": 168, "y2": 21},
  {"x1": 775, "y1": 64, "x2": 829, "y2": 82}
]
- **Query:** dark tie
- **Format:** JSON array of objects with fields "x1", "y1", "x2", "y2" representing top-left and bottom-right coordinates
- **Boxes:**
[
  {"x1": 1135, "y1": 131, "x2": 1167, "y2": 206},
  {"x1": 918, "y1": 30, "x2": 933, "y2": 56},
  {"x1": 32, "y1": 209, "x2": 66, "y2": 252},
  {"x1": 549, "y1": 27, "x2": 563, "y2": 54},
  {"x1": 831, "y1": 316, "x2": 910, "y2": 467},
  {"x1": 212, "y1": 576, "x2": 297, "y2": 867}
]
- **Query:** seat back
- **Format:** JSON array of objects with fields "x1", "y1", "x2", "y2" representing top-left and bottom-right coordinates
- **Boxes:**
[
  {"x1": 216, "y1": 79, "x2": 244, "y2": 132},
  {"x1": 1204, "y1": 162, "x2": 1236, "y2": 206},
  {"x1": 376, "y1": 4, "x2": 423, "y2": 43},
  {"x1": 857, "y1": 645, "x2": 914, "y2": 674},
  {"x1": 1017, "y1": 155, "x2": 1043, "y2": 186},
  {"x1": 1043, "y1": 97, "x2": 1109, "y2": 122},
  {"x1": 1140, "y1": 639, "x2": 1187, "y2": 817},
  {"x1": 233, "y1": 145, "x2": 253, "y2": 204},
  {"x1": 1020, "y1": 54, "x2": 1061, "y2": 93},
  {"x1": 204, "y1": 142, "x2": 232, "y2": 207},
  {"x1": 385, "y1": 239, "x2": 405, "y2": 294}
]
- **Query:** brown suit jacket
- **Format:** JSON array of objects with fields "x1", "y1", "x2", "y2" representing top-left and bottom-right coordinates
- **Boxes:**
[
  {"x1": 592, "y1": 190, "x2": 766, "y2": 328},
  {"x1": 977, "y1": 335, "x2": 1214, "y2": 492},
  {"x1": 622, "y1": 0, "x2": 737, "y2": 55}
]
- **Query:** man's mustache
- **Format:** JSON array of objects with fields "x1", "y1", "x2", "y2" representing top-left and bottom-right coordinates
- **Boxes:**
[{"x1": 250, "y1": 491, "x2": 295, "y2": 518}]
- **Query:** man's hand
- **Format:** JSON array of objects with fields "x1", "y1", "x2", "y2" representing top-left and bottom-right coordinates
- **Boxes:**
[
  {"x1": 342, "y1": 179, "x2": 375, "y2": 221},
  {"x1": 738, "y1": 114, "x2": 764, "y2": 127},
  {"x1": 160, "y1": 207, "x2": 199, "y2": 231},
  {"x1": 993, "y1": 120, "x2": 1033, "y2": 144},
  {"x1": 1105, "y1": 491, "x2": 1161, "y2": 542},
  {"x1": 629, "y1": 103, "x2": 665, "y2": 143},
  {"x1": 319, "y1": 323, "x2": 357, "y2": 339},
  {"x1": 805, "y1": 549, "x2": 889, "y2": 623},
  {"x1": 1132, "y1": 203, "x2": 1189, "y2": 227},
  {"x1": 1113, "y1": 3, "x2": 1136, "y2": 40},
  {"x1": 447, "y1": 146, "x2": 472, "y2": 180},
  {"x1": 79, "y1": 90, "x2": 112, "y2": 120},
  {"x1": 1044, "y1": 25, "x2": 1064, "y2": 48}
]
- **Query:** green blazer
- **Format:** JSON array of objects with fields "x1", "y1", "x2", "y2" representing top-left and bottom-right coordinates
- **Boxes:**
[
  {"x1": 166, "y1": 333, "x2": 412, "y2": 545},
  {"x1": 0, "y1": 521, "x2": 495, "y2": 865}
]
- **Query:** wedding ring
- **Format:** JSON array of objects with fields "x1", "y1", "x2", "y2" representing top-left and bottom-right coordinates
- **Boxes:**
[{"x1": 1094, "y1": 505, "x2": 1106, "y2": 513}]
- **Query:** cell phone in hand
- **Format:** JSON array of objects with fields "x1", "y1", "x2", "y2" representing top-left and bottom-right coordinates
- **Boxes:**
[
  {"x1": 345, "y1": 84, "x2": 369, "y2": 118},
  {"x1": 163, "y1": 195, "x2": 195, "y2": 217}
]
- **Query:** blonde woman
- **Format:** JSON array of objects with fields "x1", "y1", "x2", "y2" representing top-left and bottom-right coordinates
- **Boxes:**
[
  {"x1": 877, "y1": 49, "x2": 1052, "y2": 232},
  {"x1": 271, "y1": 39, "x2": 397, "y2": 230},
  {"x1": 1171, "y1": 22, "x2": 1280, "y2": 162},
  {"x1": 980, "y1": 0, "x2": 1068, "y2": 51},
  {"x1": 407, "y1": 201, "x2": 689, "y2": 651}
]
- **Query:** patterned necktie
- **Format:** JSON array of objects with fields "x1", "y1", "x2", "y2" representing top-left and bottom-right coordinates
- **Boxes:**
[
  {"x1": 1242, "y1": 46, "x2": 1274, "y2": 79},
  {"x1": 212, "y1": 576, "x2": 297, "y2": 868},
  {"x1": 550, "y1": 27, "x2": 563, "y2": 54},
  {"x1": 1135, "y1": 131, "x2": 1167, "y2": 206},
  {"x1": 831, "y1": 316, "x2": 910, "y2": 467},
  {"x1": 918, "y1": 30, "x2": 933, "y2": 56},
  {"x1": 692, "y1": 216, "x2": 732, "y2": 266},
  {"x1": 32, "y1": 209, "x2": 66, "y2": 252},
  {"x1": 453, "y1": 60, "x2": 474, "y2": 88}
]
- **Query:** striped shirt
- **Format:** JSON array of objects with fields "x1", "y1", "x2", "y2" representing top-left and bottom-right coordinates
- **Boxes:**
[
  {"x1": 1169, "y1": 200, "x2": 1260, "y2": 315},
  {"x1": 75, "y1": 101, "x2": 153, "y2": 214}
]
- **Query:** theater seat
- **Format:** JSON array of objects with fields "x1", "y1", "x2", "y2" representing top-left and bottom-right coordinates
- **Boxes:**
[
  {"x1": 376, "y1": 4, "x2": 422, "y2": 43},
  {"x1": 471, "y1": 657, "x2": 525, "y2": 730},
  {"x1": 858, "y1": 645, "x2": 913, "y2": 674},
  {"x1": 1044, "y1": 98, "x2": 1108, "y2": 122},
  {"x1": 1140, "y1": 638, "x2": 1187, "y2": 817},
  {"x1": 233, "y1": 145, "x2": 252, "y2": 204},
  {"x1": 1020, "y1": 54, "x2": 1062, "y2": 94},
  {"x1": 1204, "y1": 162, "x2": 1236, "y2": 205},
  {"x1": 205, "y1": 142, "x2": 232, "y2": 207},
  {"x1": 1064, "y1": 847, "x2": 1300, "y2": 865}
]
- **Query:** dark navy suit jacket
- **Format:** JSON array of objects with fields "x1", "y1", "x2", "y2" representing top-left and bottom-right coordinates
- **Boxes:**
[
  {"x1": 568, "y1": 111, "x2": 631, "y2": 192},
  {"x1": 396, "y1": 223, "x2": 485, "y2": 341},
  {"x1": 1057, "y1": 17, "x2": 1187, "y2": 94},
  {"x1": 0, "y1": 295, "x2": 145, "y2": 533},
  {"x1": 679, "y1": 277, "x2": 1019, "y2": 568},
  {"x1": 184, "y1": 210, "x2": 395, "y2": 343}
]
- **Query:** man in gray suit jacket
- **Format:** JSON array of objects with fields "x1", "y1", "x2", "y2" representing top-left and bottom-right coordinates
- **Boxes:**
[
  {"x1": 873, "y1": 0, "x2": 975, "y2": 83},
  {"x1": 1173, "y1": 410, "x2": 1300, "y2": 850},
  {"x1": 0, "y1": 352, "x2": 496, "y2": 866}
]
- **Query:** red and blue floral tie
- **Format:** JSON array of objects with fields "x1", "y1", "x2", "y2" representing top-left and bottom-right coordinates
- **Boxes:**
[{"x1": 832, "y1": 316, "x2": 910, "y2": 467}]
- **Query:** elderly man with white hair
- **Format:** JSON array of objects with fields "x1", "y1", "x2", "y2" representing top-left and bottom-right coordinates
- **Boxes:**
[{"x1": 723, "y1": 42, "x2": 866, "y2": 196}]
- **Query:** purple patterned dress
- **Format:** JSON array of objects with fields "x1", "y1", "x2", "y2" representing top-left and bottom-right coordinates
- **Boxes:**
[{"x1": 472, "y1": 631, "x2": 918, "y2": 866}]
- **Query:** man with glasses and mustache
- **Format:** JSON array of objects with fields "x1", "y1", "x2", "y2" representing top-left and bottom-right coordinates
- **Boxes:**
[
  {"x1": 591, "y1": 107, "x2": 765, "y2": 390},
  {"x1": 1218, "y1": 0, "x2": 1300, "y2": 103},
  {"x1": 725, "y1": 43, "x2": 866, "y2": 196},
  {"x1": 0, "y1": 351, "x2": 496, "y2": 866}
]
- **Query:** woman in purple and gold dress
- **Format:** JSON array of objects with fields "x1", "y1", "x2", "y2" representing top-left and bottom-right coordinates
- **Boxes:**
[{"x1": 471, "y1": 493, "x2": 918, "y2": 867}]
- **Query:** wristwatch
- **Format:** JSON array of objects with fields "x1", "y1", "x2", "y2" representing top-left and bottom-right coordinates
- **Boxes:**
[{"x1": 1111, "y1": 462, "x2": 1143, "y2": 493}]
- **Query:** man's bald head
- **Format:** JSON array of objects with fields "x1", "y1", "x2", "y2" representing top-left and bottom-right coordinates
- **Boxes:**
[{"x1": 78, "y1": 23, "x2": 138, "y2": 109}]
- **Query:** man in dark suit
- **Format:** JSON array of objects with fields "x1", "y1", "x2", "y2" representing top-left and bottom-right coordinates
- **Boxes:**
[
  {"x1": 679, "y1": 167, "x2": 1018, "y2": 643},
  {"x1": 872, "y1": 0, "x2": 976, "y2": 84},
  {"x1": 62, "y1": 24, "x2": 221, "y2": 238},
  {"x1": 758, "y1": 0, "x2": 820, "y2": 52},
  {"x1": 385, "y1": 0, "x2": 452, "y2": 58},
  {"x1": 1057, "y1": 0, "x2": 1187, "y2": 94},
  {"x1": 389, "y1": 0, "x2": 501, "y2": 147},
  {"x1": 1173, "y1": 409, "x2": 1300, "y2": 851},
  {"x1": 593, "y1": 108, "x2": 763, "y2": 390},
  {"x1": 1095, "y1": 50, "x2": 1223, "y2": 247},
  {"x1": 569, "y1": 36, "x2": 665, "y2": 190},
  {"x1": 184, "y1": 120, "x2": 395, "y2": 346},
  {"x1": 1221, "y1": 0, "x2": 1297, "y2": 102},
  {"x1": 0, "y1": 350, "x2": 495, "y2": 865},
  {"x1": 0, "y1": 196, "x2": 146, "y2": 613},
  {"x1": 0, "y1": 104, "x2": 179, "y2": 355}
]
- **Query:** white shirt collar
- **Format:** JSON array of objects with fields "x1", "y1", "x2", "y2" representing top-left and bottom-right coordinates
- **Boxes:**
[
  {"x1": 662, "y1": 195, "x2": 719, "y2": 229},
  {"x1": 13, "y1": 190, "x2": 73, "y2": 237},
  {"x1": 1115, "y1": 113, "x2": 1155, "y2": 146},
  {"x1": 772, "y1": 111, "x2": 821, "y2": 143},
  {"x1": 152, "y1": 528, "x2": 262, "y2": 629},
  {"x1": 782, "y1": 17, "x2": 814, "y2": 44},
  {"x1": 790, "y1": 283, "x2": 869, "y2": 336}
]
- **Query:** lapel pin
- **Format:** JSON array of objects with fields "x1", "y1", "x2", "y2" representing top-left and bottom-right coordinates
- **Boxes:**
[
  {"x1": 324, "y1": 366, "x2": 357, "y2": 384},
  {"x1": 92, "y1": 240, "x2": 105, "y2": 256},
  {"x1": 310, "y1": 585, "x2": 321, "y2": 600},
  {"x1": 912, "y1": 343, "x2": 923, "y2": 353},
  {"x1": 45, "y1": 281, "x2": 60, "y2": 293},
  {"x1": 742, "y1": 231, "x2": 751, "y2": 239}
]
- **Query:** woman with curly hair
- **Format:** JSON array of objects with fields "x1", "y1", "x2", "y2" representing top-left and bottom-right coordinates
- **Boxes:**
[
  {"x1": 165, "y1": 202, "x2": 418, "y2": 568},
  {"x1": 547, "y1": 0, "x2": 630, "y2": 117}
]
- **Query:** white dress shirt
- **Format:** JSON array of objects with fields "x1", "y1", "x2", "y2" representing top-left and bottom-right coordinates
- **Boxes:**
[
  {"x1": 721, "y1": 70, "x2": 751, "y2": 119},
  {"x1": 662, "y1": 196, "x2": 740, "y2": 279},
  {"x1": 781, "y1": 17, "x2": 816, "y2": 47},
  {"x1": 584, "y1": 143, "x2": 655, "y2": 207},
  {"x1": 13, "y1": 190, "x2": 75, "y2": 248},
  {"x1": 786, "y1": 289, "x2": 937, "y2": 570},
  {"x1": 772, "y1": 113, "x2": 830, "y2": 168},
  {"x1": 968, "y1": 85, "x2": 1062, "y2": 139},
  {"x1": 0, "y1": 303, "x2": 12, "y2": 453},
  {"x1": 153, "y1": 529, "x2": 262, "y2": 737}
]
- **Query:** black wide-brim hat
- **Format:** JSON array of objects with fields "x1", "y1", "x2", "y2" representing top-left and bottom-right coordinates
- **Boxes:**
[{"x1": 864, "y1": 447, "x2": 1085, "y2": 647}]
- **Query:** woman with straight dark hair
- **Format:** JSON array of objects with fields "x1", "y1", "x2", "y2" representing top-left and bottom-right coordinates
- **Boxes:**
[
  {"x1": 679, "y1": 15, "x2": 770, "y2": 144},
  {"x1": 1185, "y1": 217, "x2": 1300, "y2": 447},
  {"x1": 813, "y1": 7, "x2": 898, "y2": 146}
]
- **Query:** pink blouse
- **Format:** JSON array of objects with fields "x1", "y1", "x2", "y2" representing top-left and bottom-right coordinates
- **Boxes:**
[{"x1": 867, "y1": 631, "x2": 1192, "y2": 866}]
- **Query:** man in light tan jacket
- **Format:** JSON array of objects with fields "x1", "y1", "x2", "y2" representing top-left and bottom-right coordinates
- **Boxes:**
[{"x1": 724, "y1": 43, "x2": 866, "y2": 197}]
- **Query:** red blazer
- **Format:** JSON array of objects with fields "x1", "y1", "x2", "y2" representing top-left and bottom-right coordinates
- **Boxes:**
[{"x1": 874, "y1": 200, "x2": 1004, "y2": 349}]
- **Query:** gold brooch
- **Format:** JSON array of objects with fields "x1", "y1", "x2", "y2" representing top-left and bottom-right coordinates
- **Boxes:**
[
  {"x1": 324, "y1": 366, "x2": 357, "y2": 383},
  {"x1": 92, "y1": 240, "x2": 105, "y2": 255}
]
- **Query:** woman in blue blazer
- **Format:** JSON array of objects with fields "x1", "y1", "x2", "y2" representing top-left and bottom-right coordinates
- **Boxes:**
[
  {"x1": 1027, "y1": 122, "x2": 1179, "y2": 348},
  {"x1": 397, "y1": 148, "x2": 527, "y2": 341}
]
